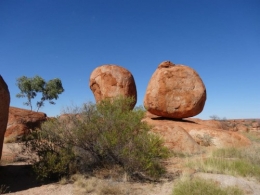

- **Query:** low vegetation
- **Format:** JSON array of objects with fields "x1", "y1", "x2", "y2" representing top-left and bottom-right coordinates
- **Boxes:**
[
  {"x1": 187, "y1": 145, "x2": 260, "y2": 180},
  {"x1": 0, "y1": 185, "x2": 9, "y2": 194},
  {"x1": 242, "y1": 131, "x2": 260, "y2": 143},
  {"x1": 172, "y1": 177, "x2": 243, "y2": 195},
  {"x1": 195, "y1": 133, "x2": 214, "y2": 146},
  {"x1": 69, "y1": 174, "x2": 127, "y2": 195},
  {"x1": 5, "y1": 100, "x2": 258, "y2": 193},
  {"x1": 25, "y1": 96, "x2": 170, "y2": 181}
]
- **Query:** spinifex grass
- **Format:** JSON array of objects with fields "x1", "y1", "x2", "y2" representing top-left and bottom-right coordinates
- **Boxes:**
[
  {"x1": 187, "y1": 146, "x2": 260, "y2": 180},
  {"x1": 172, "y1": 178, "x2": 243, "y2": 195}
]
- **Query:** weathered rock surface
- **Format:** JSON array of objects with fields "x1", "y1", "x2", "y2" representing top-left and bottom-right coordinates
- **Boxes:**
[
  {"x1": 5, "y1": 107, "x2": 47, "y2": 141},
  {"x1": 144, "y1": 61, "x2": 206, "y2": 118},
  {"x1": 143, "y1": 112, "x2": 251, "y2": 153},
  {"x1": 89, "y1": 64, "x2": 137, "y2": 108},
  {"x1": 0, "y1": 75, "x2": 10, "y2": 159},
  {"x1": 236, "y1": 124, "x2": 248, "y2": 132},
  {"x1": 152, "y1": 125, "x2": 201, "y2": 154}
]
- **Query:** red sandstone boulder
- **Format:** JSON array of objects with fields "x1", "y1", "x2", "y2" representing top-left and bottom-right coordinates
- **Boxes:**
[
  {"x1": 152, "y1": 125, "x2": 201, "y2": 154},
  {"x1": 0, "y1": 75, "x2": 10, "y2": 159},
  {"x1": 144, "y1": 61, "x2": 206, "y2": 118},
  {"x1": 89, "y1": 64, "x2": 137, "y2": 109},
  {"x1": 5, "y1": 107, "x2": 47, "y2": 141},
  {"x1": 143, "y1": 112, "x2": 251, "y2": 151}
]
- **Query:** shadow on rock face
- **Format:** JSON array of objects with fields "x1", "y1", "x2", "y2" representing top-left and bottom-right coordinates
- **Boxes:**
[{"x1": 151, "y1": 116, "x2": 197, "y2": 124}]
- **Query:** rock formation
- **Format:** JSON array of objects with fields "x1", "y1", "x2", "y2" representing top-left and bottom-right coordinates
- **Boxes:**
[
  {"x1": 5, "y1": 107, "x2": 47, "y2": 141},
  {"x1": 152, "y1": 124, "x2": 201, "y2": 154},
  {"x1": 144, "y1": 61, "x2": 206, "y2": 118},
  {"x1": 143, "y1": 112, "x2": 251, "y2": 153},
  {"x1": 89, "y1": 64, "x2": 137, "y2": 109},
  {"x1": 0, "y1": 75, "x2": 10, "y2": 159}
]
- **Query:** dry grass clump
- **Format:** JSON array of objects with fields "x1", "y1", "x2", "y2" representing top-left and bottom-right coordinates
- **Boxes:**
[
  {"x1": 3, "y1": 136, "x2": 17, "y2": 143},
  {"x1": 72, "y1": 175, "x2": 98, "y2": 194},
  {"x1": 98, "y1": 183, "x2": 126, "y2": 195},
  {"x1": 0, "y1": 185, "x2": 9, "y2": 194},
  {"x1": 172, "y1": 177, "x2": 243, "y2": 195},
  {"x1": 195, "y1": 133, "x2": 214, "y2": 146},
  {"x1": 242, "y1": 131, "x2": 260, "y2": 143},
  {"x1": 186, "y1": 144, "x2": 260, "y2": 180},
  {"x1": 69, "y1": 174, "x2": 127, "y2": 195}
]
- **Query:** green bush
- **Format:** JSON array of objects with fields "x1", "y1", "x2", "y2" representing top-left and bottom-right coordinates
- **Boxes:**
[{"x1": 27, "y1": 96, "x2": 170, "y2": 180}]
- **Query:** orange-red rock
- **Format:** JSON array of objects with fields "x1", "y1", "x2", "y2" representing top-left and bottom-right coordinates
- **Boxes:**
[
  {"x1": 152, "y1": 125, "x2": 201, "y2": 154},
  {"x1": 143, "y1": 112, "x2": 251, "y2": 152},
  {"x1": 144, "y1": 61, "x2": 206, "y2": 118},
  {"x1": 89, "y1": 64, "x2": 137, "y2": 109},
  {"x1": 5, "y1": 107, "x2": 47, "y2": 140},
  {"x1": 0, "y1": 75, "x2": 10, "y2": 159},
  {"x1": 236, "y1": 124, "x2": 248, "y2": 132},
  {"x1": 252, "y1": 122, "x2": 260, "y2": 129}
]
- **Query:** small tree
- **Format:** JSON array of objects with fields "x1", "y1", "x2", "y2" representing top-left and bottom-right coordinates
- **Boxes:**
[{"x1": 16, "y1": 75, "x2": 64, "y2": 111}]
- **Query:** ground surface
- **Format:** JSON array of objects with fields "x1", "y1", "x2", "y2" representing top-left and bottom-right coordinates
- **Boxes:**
[{"x1": 1, "y1": 118, "x2": 260, "y2": 195}]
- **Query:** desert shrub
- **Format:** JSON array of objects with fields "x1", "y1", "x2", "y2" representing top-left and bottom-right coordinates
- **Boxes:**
[
  {"x1": 209, "y1": 115, "x2": 230, "y2": 130},
  {"x1": 172, "y1": 178, "x2": 243, "y2": 195},
  {"x1": 26, "y1": 96, "x2": 170, "y2": 180},
  {"x1": 195, "y1": 133, "x2": 214, "y2": 146}
]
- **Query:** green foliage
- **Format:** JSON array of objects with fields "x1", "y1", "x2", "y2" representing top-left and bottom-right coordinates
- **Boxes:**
[
  {"x1": 172, "y1": 178, "x2": 243, "y2": 195},
  {"x1": 33, "y1": 148, "x2": 76, "y2": 181},
  {"x1": 201, "y1": 158, "x2": 260, "y2": 178},
  {"x1": 212, "y1": 147, "x2": 243, "y2": 158},
  {"x1": 242, "y1": 132, "x2": 260, "y2": 143},
  {"x1": 187, "y1": 146, "x2": 260, "y2": 180},
  {"x1": 27, "y1": 97, "x2": 170, "y2": 181},
  {"x1": 16, "y1": 75, "x2": 64, "y2": 111}
]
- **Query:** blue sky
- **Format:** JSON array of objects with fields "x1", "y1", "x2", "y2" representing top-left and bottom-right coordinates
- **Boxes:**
[{"x1": 0, "y1": 0, "x2": 259, "y2": 119}]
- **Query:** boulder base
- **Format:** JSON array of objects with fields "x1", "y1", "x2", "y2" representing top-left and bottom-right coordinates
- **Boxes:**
[{"x1": 143, "y1": 112, "x2": 251, "y2": 152}]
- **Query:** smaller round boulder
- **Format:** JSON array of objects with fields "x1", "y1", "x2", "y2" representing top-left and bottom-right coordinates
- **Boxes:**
[{"x1": 89, "y1": 64, "x2": 137, "y2": 109}]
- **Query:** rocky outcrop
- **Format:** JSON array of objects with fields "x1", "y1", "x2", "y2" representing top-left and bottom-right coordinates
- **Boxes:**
[
  {"x1": 143, "y1": 112, "x2": 251, "y2": 153},
  {"x1": 5, "y1": 107, "x2": 47, "y2": 141},
  {"x1": 152, "y1": 125, "x2": 201, "y2": 154},
  {"x1": 144, "y1": 61, "x2": 206, "y2": 118},
  {"x1": 0, "y1": 75, "x2": 10, "y2": 159},
  {"x1": 89, "y1": 64, "x2": 137, "y2": 109}
]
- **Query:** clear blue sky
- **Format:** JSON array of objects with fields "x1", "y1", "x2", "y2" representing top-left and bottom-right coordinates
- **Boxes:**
[{"x1": 1, "y1": 0, "x2": 259, "y2": 119}]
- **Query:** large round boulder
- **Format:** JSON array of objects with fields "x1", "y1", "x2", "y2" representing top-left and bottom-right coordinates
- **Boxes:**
[
  {"x1": 0, "y1": 75, "x2": 10, "y2": 159},
  {"x1": 144, "y1": 61, "x2": 206, "y2": 118},
  {"x1": 89, "y1": 64, "x2": 137, "y2": 109}
]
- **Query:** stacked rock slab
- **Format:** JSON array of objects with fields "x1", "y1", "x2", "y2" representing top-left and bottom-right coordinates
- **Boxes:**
[
  {"x1": 89, "y1": 64, "x2": 137, "y2": 109},
  {"x1": 5, "y1": 107, "x2": 47, "y2": 141},
  {"x1": 0, "y1": 75, "x2": 10, "y2": 159},
  {"x1": 144, "y1": 61, "x2": 206, "y2": 118}
]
